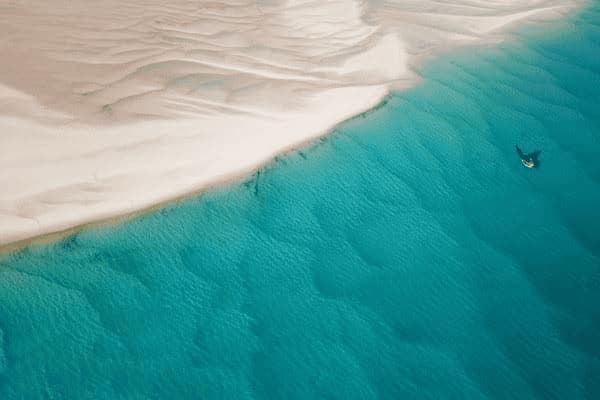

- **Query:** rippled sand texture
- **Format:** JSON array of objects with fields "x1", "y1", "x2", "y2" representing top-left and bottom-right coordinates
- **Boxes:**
[
  {"x1": 0, "y1": 0, "x2": 580, "y2": 246},
  {"x1": 1, "y1": 3, "x2": 599, "y2": 398}
]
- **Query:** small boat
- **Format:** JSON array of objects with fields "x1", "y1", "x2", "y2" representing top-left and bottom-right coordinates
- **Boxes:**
[
  {"x1": 516, "y1": 145, "x2": 539, "y2": 169},
  {"x1": 521, "y1": 158, "x2": 535, "y2": 169}
]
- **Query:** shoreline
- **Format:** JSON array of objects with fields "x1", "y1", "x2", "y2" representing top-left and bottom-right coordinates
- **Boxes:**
[
  {"x1": 0, "y1": 0, "x2": 584, "y2": 254},
  {"x1": 0, "y1": 92, "x2": 393, "y2": 255}
]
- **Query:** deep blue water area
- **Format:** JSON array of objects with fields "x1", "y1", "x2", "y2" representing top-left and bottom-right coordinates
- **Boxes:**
[{"x1": 1, "y1": 3, "x2": 599, "y2": 399}]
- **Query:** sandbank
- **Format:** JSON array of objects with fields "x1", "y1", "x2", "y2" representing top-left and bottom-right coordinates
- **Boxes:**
[{"x1": 0, "y1": 0, "x2": 582, "y2": 248}]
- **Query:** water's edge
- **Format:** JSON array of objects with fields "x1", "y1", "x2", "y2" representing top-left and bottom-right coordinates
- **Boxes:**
[{"x1": 0, "y1": 3, "x2": 587, "y2": 254}]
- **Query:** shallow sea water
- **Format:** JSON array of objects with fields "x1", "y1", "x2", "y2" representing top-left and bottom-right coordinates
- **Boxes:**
[{"x1": 1, "y1": 3, "x2": 600, "y2": 399}]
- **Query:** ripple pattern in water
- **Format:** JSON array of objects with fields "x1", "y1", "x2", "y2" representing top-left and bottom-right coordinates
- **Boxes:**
[{"x1": 1, "y1": 4, "x2": 600, "y2": 399}]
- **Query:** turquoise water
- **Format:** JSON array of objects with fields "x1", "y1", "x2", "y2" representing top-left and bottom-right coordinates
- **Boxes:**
[{"x1": 2, "y1": 4, "x2": 600, "y2": 399}]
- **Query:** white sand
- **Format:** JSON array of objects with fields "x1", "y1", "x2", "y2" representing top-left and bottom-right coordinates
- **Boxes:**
[{"x1": 0, "y1": 0, "x2": 580, "y2": 246}]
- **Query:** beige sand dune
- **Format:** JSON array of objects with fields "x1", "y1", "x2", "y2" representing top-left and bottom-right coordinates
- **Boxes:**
[{"x1": 0, "y1": 0, "x2": 580, "y2": 246}]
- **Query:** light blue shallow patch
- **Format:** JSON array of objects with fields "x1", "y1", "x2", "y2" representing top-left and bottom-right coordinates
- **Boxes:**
[{"x1": 1, "y1": 3, "x2": 600, "y2": 399}]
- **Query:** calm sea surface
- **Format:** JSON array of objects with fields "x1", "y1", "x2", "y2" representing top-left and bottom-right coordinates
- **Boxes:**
[{"x1": 1, "y1": 3, "x2": 599, "y2": 399}]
